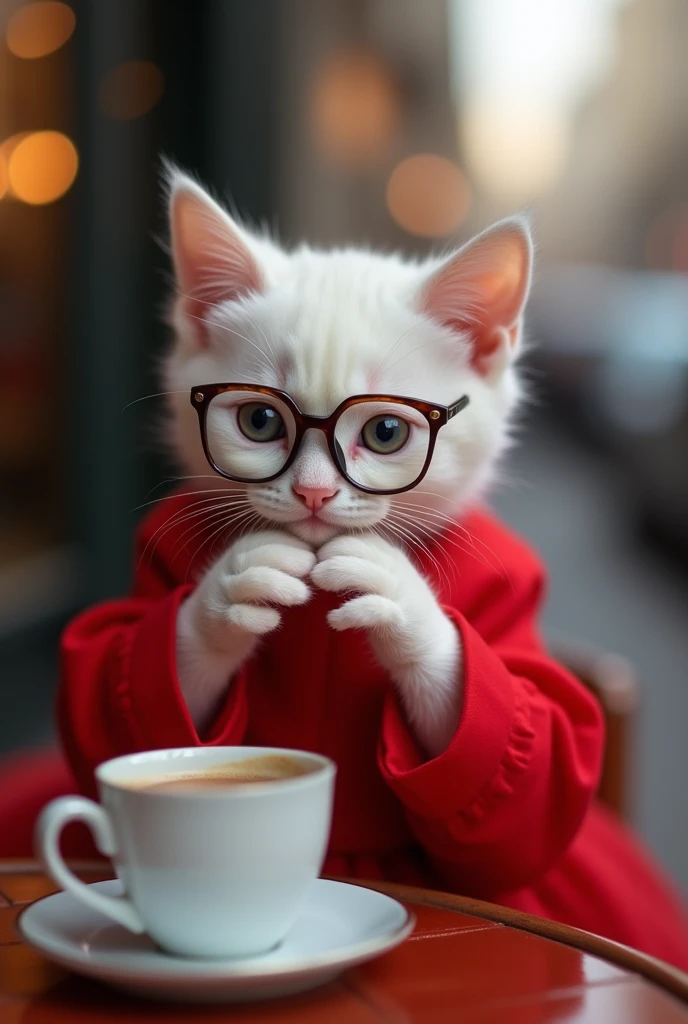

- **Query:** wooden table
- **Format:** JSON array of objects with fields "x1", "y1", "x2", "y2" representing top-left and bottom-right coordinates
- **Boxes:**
[{"x1": 2, "y1": 862, "x2": 688, "y2": 1022}]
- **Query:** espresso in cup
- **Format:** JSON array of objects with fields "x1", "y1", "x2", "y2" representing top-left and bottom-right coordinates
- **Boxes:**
[
  {"x1": 129, "y1": 753, "x2": 315, "y2": 794},
  {"x1": 37, "y1": 747, "x2": 336, "y2": 959}
]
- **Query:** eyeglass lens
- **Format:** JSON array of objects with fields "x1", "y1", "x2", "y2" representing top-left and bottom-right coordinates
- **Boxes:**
[{"x1": 204, "y1": 389, "x2": 431, "y2": 491}]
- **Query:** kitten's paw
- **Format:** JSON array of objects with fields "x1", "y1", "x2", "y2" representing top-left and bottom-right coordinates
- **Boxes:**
[
  {"x1": 183, "y1": 530, "x2": 315, "y2": 656},
  {"x1": 230, "y1": 533, "x2": 316, "y2": 580},
  {"x1": 314, "y1": 531, "x2": 462, "y2": 758},
  {"x1": 327, "y1": 594, "x2": 403, "y2": 633},
  {"x1": 311, "y1": 554, "x2": 396, "y2": 599},
  {"x1": 313, "y1": 532, "x2": 457, "y2": 670},
  {"x1": 314, "y1": 534, "x2": 413, "y2": 601},
  {"x1": 315, "y1": 534, "x2": 403, "y2": 571},
  {"x1": 313, "y1": 534, "x2": 416, "y2": 640},
  {"x1": 222, "y1": 565, "x2": 311, "y2": 608}
]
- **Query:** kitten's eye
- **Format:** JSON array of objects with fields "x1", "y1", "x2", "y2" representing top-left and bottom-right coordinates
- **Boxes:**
[
  {"x1": 237, "y1": 403, "x2": 286, "y2": 443},
  {"x1": 360, "y1": 415, "x2": 409, "y2": 455}
]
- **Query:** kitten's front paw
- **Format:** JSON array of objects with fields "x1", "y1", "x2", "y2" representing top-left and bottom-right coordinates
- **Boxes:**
[
  {"x1": 185, "y1": 530, "x2": 316, "y2": 656},
  {"x1": 312, "y1": 534, "x2": 456, "y2": 669},
  {"x1": 312, "y1": 535, "x2": 406, "y2": 635},
  {"x1": 313, "y1": 533, "x2": 462, "y2": 758}
]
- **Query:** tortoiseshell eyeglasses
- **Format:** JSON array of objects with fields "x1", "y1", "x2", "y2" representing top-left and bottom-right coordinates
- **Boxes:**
[{"x1": 191, "y1": 384, "x2": 470, "y2": 496}]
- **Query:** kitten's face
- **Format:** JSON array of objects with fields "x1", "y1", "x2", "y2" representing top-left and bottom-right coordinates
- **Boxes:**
[{"x1": 164, "y1": 172, "x2": 531, "y2": 547}]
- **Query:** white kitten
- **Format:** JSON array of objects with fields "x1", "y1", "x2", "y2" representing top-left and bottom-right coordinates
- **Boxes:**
[{"x1": 166, "y1": 170, "x2": 532, "y2": 756}]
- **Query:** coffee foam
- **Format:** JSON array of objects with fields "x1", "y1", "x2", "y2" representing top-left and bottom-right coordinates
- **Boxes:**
[{"x1": 128, "y1": 754, "x2": 315, "y2": 791}]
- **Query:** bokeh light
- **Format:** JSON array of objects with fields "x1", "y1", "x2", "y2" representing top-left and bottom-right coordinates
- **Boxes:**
[
  {"x1": 7, "y1": 131, "x2": 78, "y2": 204},
  {"x1": 386, "y1": 154, "x2": 470, "y2": 237},
  {"x1": 1, "y1": 132, "x2": 31, "y2": 158},
  {"x1": 310, "y1": 49, "x2": 401, "y2": 171},
  {"x1": 0, "y1": 133, "x2": 32, "y2": 201},
  {"x1": 461, "y1": 99, "x2": 568, "y2": 203},
  {"x1": 450, "y1": 0, "x2": 617, "y2": 203},
  {"x1": 99, "y1": 60, "x2": 165, "y2": 120},
  {"x1": 6, "y1": 2, "x2": 75, "y2": 60}
]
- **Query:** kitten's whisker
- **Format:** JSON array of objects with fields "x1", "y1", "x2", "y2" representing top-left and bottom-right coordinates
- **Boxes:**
[
  {"x1": 138, "y1": 496, "x2": 250, "y2": 569},
  {"x1": 387, "y1": 511, "x2": 463, "y2": 586},
  {"x1": 168, "y1": 512, "x2": 252, "y2": 569},
  {"x1": 376, "y1": 315, "x2": 434, "y2": 377},
  {"x1": 185, "y1": 310, "x2": 278, "y2": 375},
  {"x1": 389, "y1": 505, "x2": 478, "y2": 557},
  {"x1": 208, "y1": 509, "x2": 263, "y2": 563},
  {"x1": 122, "y1": 390, "x2": 188, "y2": 412},
  {"x1": 243, "y1": 309, "x2": 279, "y2": 370},
  {"x1": 242, "y1": 357, "x2": 272, "y2": 380},
  {"x1": 169, "y1": 503, "x2": 256, "y2": 562},
  {"x1": 140, "y1": 474, "x2": 235, "y2": 503},
  {"x1": 389, "y1": 500, "x2": 480, "y2": 550},
  {"x1": 401, "y1": 489, "x2": 462, "y2": 506},
  {"x1": 391, "y1": 496, "x2": 509, "y2": 574},
  {"x1": 383, "y1": 515, "x2": 451, "y2": 594},
  {"x1": 234, "y1": 509, "x2": 264, "y2": 545},
  {"x1": 184, "y1": 509, "x2": 257, "y2": 580},
  {"x1": 372, "y1": 516, "x2": 444, "y2": 589},
  {"x1": 389, "y1": 507, "x2": 501, "y2": 578},
  {"x1": 132, "y1": 488, "x2": 238, "y2": 514},
  {"x1": 185, "y1": 305, "x2": 271, "y2": 353},
  {"x1": 388, "y1": 506, "x2": 456, "y2": 555},
  {"x1": 387, "y1": 520, "x2": 449, "y2": 593},
  {"x1": 185, "y1": 506, "x2": 263, "y2": 579},
  {"x1": 383, "y1": 336, "x2": 445, "y2": 377},
  {"x1": 161, "y1": 499, "x2": 252, "y2": 543},
  {"x1": 138, "y1": 503, "x2": 224, "y2": 570}
]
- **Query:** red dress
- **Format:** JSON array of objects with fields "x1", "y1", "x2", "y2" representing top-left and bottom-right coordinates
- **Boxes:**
[{"x1": 4, "y1": 491, "x2": 688, "y2": 968}]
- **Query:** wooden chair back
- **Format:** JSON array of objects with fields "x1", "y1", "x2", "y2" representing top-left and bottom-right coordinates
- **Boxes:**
[{"x1": 556, "y1": 643, "x2": 639, "y2": 821}]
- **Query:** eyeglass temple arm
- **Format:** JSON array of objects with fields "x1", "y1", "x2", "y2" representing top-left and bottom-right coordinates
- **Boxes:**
[{"x1": 446, "y1": 396, "x2": 470, "y2": 421}]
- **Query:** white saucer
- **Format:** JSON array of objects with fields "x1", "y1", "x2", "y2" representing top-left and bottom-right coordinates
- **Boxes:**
[{"x1": 18, "y1": 878, "x2": 413, "y2": 1003}]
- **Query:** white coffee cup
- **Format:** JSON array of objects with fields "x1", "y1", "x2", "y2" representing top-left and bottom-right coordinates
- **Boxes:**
[{"x1": 36, "y1": 747, "x2": 336, "y2": 959}]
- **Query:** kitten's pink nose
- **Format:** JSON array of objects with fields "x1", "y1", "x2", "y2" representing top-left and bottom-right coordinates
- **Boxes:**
[{"x1": 292, "y1": 484, "x2": 339, "y2": 512}]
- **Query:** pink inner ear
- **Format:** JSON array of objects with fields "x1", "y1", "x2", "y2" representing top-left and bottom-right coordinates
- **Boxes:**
[
  {"x1": 420, "y1": 222, "x2": 531, "y2": 374},
  {"x1": 171, "y1": 189, "x2": 263, "y2": 347}
]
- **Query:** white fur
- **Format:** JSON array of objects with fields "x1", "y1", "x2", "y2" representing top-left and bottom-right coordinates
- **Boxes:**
[
  {"x1": 312, "y1": 534, "x2": 460, "y2": 756},
  {"x1": 164, "y1": 170, "x2": 532, "y2": 752},
  {"x1": 176, "y1": 531, "x2": 315, "y2": 728}
]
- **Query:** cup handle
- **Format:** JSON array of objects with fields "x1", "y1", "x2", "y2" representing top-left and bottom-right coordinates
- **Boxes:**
[{"x1": 37, "y1": 795, "x2": 145, "y2": 934}]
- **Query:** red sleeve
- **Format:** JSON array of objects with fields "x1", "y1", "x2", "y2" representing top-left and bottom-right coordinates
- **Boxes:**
[
  {"x1": 378, "y1": 520, "x2": 604, "y2": 898},
  {"x1": 57, "y1": 507, "x2": 249, "y2": 798}
]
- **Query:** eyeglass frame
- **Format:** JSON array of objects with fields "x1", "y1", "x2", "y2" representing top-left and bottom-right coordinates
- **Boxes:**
[{"x1": 190, "y1": 383, "x2": 470, "y2": 496}]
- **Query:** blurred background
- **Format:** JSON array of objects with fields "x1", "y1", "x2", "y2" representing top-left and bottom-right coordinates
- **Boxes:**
[{"x1": 1, "y1": 0, "x2": 687, "y2": 890}]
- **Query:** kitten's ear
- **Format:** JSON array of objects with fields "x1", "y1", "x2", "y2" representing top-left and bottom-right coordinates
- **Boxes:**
[
  {"x1": 419, "y1": 217, "x2": 533, "y2": 377},
  {"x1": 167, "y1": 169, "x2": 265, "y2": 345}
]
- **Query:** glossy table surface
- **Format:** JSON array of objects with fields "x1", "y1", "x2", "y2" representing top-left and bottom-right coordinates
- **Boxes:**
[{"x1": 1, "y1": 861, "x2": 687, "y2": 1022}]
